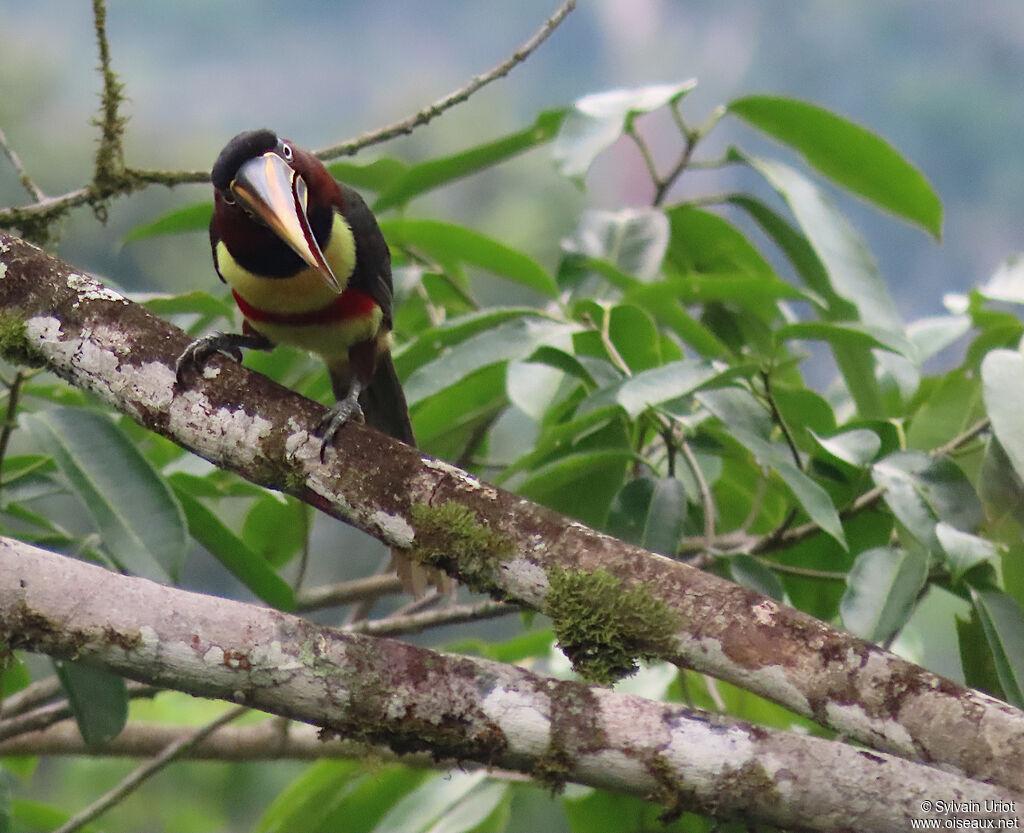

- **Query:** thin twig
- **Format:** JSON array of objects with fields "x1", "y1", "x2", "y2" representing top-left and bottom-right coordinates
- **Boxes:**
[
  {"x1": 679, "y1": 438, "x2": 716, "y2": 547},
  {"x1": 760, "y1": 370, "x2": 802, "y2": 469},
  {"x1": 295, "y1": 573, "x2": 402, "y2": 613},
  {"x1": 930, "y1": 417, "x2": 990, "y2": 459},
  {"x1": 0, "y1": 684, "x2": 162, "y2": 743},
  {"x1": 344, "y1": 599, "x2": 519, "y2": 637},
  {"x1": 758, "y1": 560, "x2": 848, "y2": 581},
  {"x1": 90, "y1": 0, "x2": 128, "y2": 206},
  {"x1": 651, "y1": 104, "x2": 725, "y2": 207},
  {"x1": 0, "y1": 370, "x2": 26, "y2": 486},
  {"x1": 0, "y1": 127, "x2": 45, "y2": 201},
  {"x1": 0, "y1": 674, "x2": 62, "y2": 718},
  {"x1": 53, "y1": 705, "x2": 246, "y2": 833},
  {"x1": 316, "y1": 0, "x2": 578, "y2": 161}
]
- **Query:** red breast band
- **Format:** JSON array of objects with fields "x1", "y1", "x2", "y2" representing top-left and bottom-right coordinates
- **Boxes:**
[{"x1": 232, "y1": 288, "x2": 378, "y2": 325}]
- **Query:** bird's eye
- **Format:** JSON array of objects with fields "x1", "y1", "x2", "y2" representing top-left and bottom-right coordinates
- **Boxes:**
[
  {"x1": 222, "y1": 190, "x2": 236, "y2": 206},
  {"x1": 281, "y1": 143, "x2": 293, "y2": 162}
]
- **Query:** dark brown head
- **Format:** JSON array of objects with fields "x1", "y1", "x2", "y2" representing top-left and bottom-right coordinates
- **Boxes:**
[{"x1": 212, "y1": 129, "x2": 341, "y2": 290}]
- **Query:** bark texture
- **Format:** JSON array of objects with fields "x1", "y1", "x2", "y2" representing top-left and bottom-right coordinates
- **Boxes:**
[{"x1": 2, "y1": 537, "x2": 1021, "y2": 832}]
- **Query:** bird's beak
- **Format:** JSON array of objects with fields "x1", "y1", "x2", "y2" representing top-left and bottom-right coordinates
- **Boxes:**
[{"x1": 231, "y1": 152, "x2": 342, "y2": 293}]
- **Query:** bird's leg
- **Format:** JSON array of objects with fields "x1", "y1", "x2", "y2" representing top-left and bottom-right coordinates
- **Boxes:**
[
  {"x1": 175, "y1": 330, "x2": 274, "y2": 385},
  {"x1": 316, "y1": 378, "x2": 365, "y2": 462}
]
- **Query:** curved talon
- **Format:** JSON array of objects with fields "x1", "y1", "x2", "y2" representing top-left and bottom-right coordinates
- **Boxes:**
[
  {"x1": 175, "y1": 331, "x2": 271, "y2": 387},
  {"x1": 175, "y1": 334, "x2": 230, "y2": 386},
  {"x1": 316, "y1": 393, "x2": 365, "y2": 462}
]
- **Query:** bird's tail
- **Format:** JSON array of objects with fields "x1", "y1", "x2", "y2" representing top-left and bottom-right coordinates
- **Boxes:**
[
  {"x1": 329, "y1": 352, "x2": 452, "y2": 598},
  {"x1": 359, "y1": 351, "x2": 415, "y2": 446}
]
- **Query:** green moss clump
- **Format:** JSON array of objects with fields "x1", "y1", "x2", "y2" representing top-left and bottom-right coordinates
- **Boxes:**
[
  {"x1": 532, "y1": 742, "x2": 573, "y2": 795},
  {"x1": 0, "y1": 313, "x2": 45, "y2": 368},
  {"x1": 408, "y1": 501, "x2": 514, "y2": 596},
  {"x1": 546, "y1": 567, "x2": 679, "y2": 686}
]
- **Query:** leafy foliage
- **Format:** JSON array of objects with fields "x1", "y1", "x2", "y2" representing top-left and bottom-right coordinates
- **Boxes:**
[{"x1": 4, "y1": 77, "x2": 1023, "y2": 831}]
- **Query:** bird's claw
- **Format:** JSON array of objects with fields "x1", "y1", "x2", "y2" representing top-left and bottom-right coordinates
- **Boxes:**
[
  {"x1": 175, "y1": 333, "x2": 250, "y2": 386},
  {"x1": 316, "y1": 395, "x2": 365, "y2": 462}
]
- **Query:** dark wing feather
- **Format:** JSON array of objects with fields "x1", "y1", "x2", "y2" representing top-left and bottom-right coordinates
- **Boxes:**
[{"x1": 338, "y1": 183, "x2": 394, "y2": 327}]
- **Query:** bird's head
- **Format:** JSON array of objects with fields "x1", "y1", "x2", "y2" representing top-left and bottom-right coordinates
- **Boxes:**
[{"x1": 211, "y1": 129, "x2": 341, "y2": 292}]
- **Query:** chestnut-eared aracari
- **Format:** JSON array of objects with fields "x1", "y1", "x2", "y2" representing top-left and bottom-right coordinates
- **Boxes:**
[
  {"x1": 176, "y1": 129, "x2": 414, "y2": 455},
  {"x1": 177, "y1": 130, "x2": 442, "y2": 596}
]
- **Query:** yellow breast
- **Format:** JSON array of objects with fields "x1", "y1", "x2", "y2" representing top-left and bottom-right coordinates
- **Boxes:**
[{"x1": 216, "y1": 213, "x2": 357, "y2": 314}]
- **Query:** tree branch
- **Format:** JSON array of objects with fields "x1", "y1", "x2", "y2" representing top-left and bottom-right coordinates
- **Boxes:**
[
  {"x1": 2, "y1": 537, "x2": 1019, "y2": 832},
  {"x1": 1, "y1": 231, "x2": 1024, "y2": 794},
  {"x1": 315, "y1": 0, "x2": 578, "y2": 161}
]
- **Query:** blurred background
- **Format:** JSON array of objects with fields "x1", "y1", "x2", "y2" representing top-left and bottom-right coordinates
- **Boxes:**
[
  {"x1": 2, "y1": 1, "x2": 1022, "y2": 311},
  {"x1": 2, "y1": 2, "x2": 1022, "y2": 829}
]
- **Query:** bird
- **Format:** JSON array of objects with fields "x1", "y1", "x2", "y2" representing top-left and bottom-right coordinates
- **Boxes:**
[
  {"x1": 176, "y1": 128, "x2": 414, "y2": 455},
  {"x1": 177, "y1": 129, "x2": 442, "y2": 596}
]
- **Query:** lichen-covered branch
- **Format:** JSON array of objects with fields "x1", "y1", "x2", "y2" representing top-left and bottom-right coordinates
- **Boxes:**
[
  {"x1": 1, "y1": 232, "x2": 1024, "y2": 794},
  {"x1": 2, "y1": 537, "x2": 1019, "y2": 832}
]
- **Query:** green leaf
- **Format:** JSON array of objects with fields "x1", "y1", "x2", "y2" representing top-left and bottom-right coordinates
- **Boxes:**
[
  {"x1": 729, "y1": 555, "x2": 786, "y2": 601},
  {"x1": 727, "y1": 195, "x2": 830, "y2": 297},
  {"x1": 776, "y1": 321, "x2": 911, "y2": 356},
  {"x1": 958, "y1": 607, "x2": 1006, "y2": 702},
  {"x1": 664, "y1": 205, "x2": 773, "y2": 276},
  {"x1": 259, "y1": 762, "x2": 426, "y2": 833},
  {"x1": 395, "y1": 307, "x2": 545, "y2": 378},
  {"x1": 979, "y1": 438, "x2": 1024, "y2": 528},
  {"x1": 728, "y1": 95, "x2": 942, "y2": 236},
  {"x1": 326, "y1": 157, "x2": 409, "y2": 193},
  {"x1": 381, "y1": 219, "x2": 557, "y2": 298},
  {"x1": 373, "y1": 771, "x2": 491, "y2": 833},
  {"x1": 413, "y1": 365, "x2": 507, "y2": 460},
  {"x1": 809, "y1": 428, "x2": 881, "y2": 469},
  {"x1": 136, "y1": 290, "x2": 236, "y2": 320},
  {"x1": 741, "y1": 154, "x2": 903, "y2": 416},
  {"x1": 700, "y1": 388, "x2": 845, "y2": 547},
  {"x1": 258, "y1": 761, "x2": 360, "y2": 833},
  {"x1": 907, "y1": 314, "x2": 971, "y2": 364},
  {"x1": 404, "y1": 318, "x2": 579, "y2": 405},
  {"x1": 626, "y1": 272, "x2": 815, "y2": 312},
  {"x1": 606, "y1": 477, "x2": 687, "y2": 556},
  {"x1": 741, "y1": 154, "x2": 902, "y2": 331},
  {"x1": 374, "y1": 110, "x2": 566, "y2": 211},
  {"x1": 971, "y1": 587, "x2": 1024, "y2": 708},
  {"x1": 123, "y1": 201, "x2": 213, "y2": 244},
  {"x1": 24, "y1": 409, "x2": 188, "y2": 582},
  {"x1": 840, "y1": 546, "x2": 928, "y2": 643},
  {"x1": 607, "y1": 304, "x2": 661, "y2": 372},
  {"x1": 553, "y1": 80, "x2": 696, "y2": 181},
  {"x1": 579, "y1": 358, "x2": 732, "y2": 418},
  {"x1": 871, "y1": 451, "x2": 983, "y2": 551},
  {"x1": 935, "y1": 522, "x2": 1000, "y2": 583},
  {"x1": 170, "y1": 476, "x2": 295, "y2": 611},
  {"x1": 982, "y1": 350, "x2": 1024, "y2": 486},
  {"x1": 517, "y1": 449, "x2": 635, "y2": 529},
  {"x1": 242, "y1": 494, "x2": 308, "y2": 568},
  {"x1": 524, "y1": 345, "x2": 598, "y2": 389},
  {"x1": 497, "y1": 406, "x2": 624, "y2": 483},
  {"x1": 562, "y1": 208, "x2": 670, "y2": 280},
  {"x1": 53, "y1": 659, "x2": 127, "y2": 747}
]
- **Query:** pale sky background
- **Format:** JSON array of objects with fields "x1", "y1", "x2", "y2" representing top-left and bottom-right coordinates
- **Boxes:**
[{"x1": 2, "y1": 0, "x2": 1022, "y2": 316}]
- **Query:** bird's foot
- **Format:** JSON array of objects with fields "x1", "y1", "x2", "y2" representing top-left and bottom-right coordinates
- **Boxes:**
[
  {"x1": 316, "y1": 392, "x2": 365, "y2": 462},
  {"x1": 175, "y1": 331, "x2": 269, "y2": 387}
]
